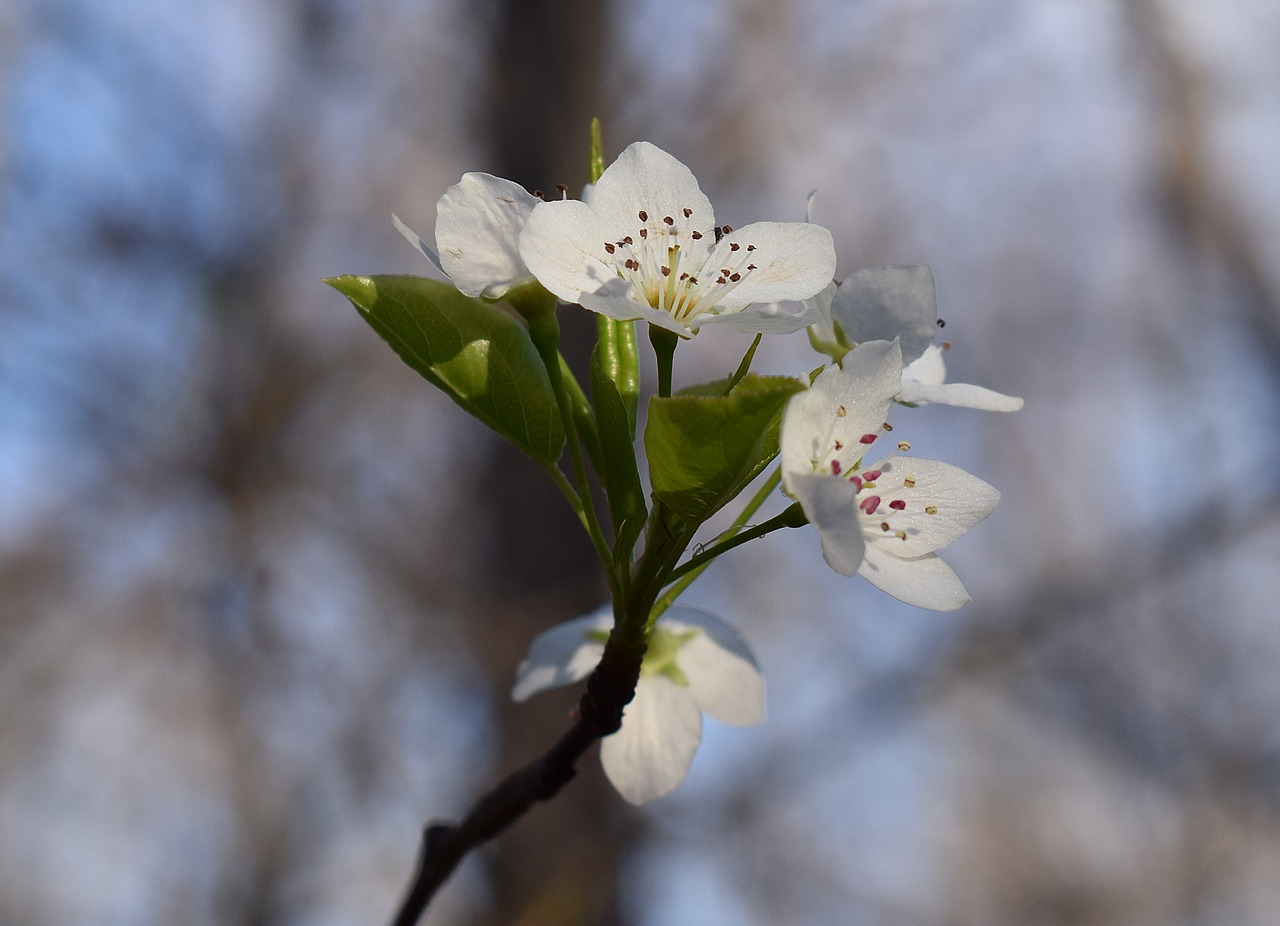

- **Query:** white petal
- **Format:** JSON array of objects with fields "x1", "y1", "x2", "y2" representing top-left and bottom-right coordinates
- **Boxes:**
[
  {"x1": 585, "y1": 142, "x2": 716, "y2": 261},
  {"x1": 779, "y1": 339, "x2": 903, "y2": 477},
  {"x1": 435, "y1": 173, "x2": 538, "y2": 299},
  {"x1": 600, "y1": 677, "x2": 703, "y2": 804},
  {"x1": 899, "y1": 380, "x2": 1024, "y2": 412},
  {"x1": 518, "y1": 198, "x2": 622, "y2": 304},
  {"x1": 857, "y1": 545, "x2": 971, "y2": 611},
  {"x1": 871, "y1": 457, "x2": 1001, "y2": 555},
  {"x1": 900, "y1": 345, "x2": 1023, "y2": 410},
  {"x1": 786, "y1": 472, "x2": 866, "y2": 576},
  {"x1": 801, "y1": 280, "x2": 844, "y2": 356},
  {"x1": 391, "y1": 214, "x2": 443, "y2": 274},
  {"x1": 511, "y1": 608, "x2": 611, "y2": 702},
  {"x1": 698, "y1": 222, "x2": 837, "y2": 311},
  {"x1": 659, "y1": 608, "x2": 765, "y2": 726},
  {"x1": 699, "y1": 292, "x2": 825, "y2": 334},
  {"x1": 832, "y1": 265, "x2": 937, "y2": 364}
]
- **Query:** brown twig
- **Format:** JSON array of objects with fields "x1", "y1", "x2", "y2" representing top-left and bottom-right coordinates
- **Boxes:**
[{"x1": 388, "y1": 635, "x2": 643, "y2": 926}]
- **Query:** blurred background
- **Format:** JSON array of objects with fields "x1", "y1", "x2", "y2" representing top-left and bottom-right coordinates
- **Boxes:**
[{"x1": 3, "y1": 0, "x2": 1280, "y2": 923}]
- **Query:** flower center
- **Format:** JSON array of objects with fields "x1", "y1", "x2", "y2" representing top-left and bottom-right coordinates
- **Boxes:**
[{"x1": 601, "y1": 209, "x2": 762, "y2": 321}]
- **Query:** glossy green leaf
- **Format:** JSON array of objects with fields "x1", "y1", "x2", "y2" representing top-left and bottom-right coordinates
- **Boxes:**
[
  {"x1": 645, "y1": 375, "x2": 804, "y2": 526},
  {"x1": 327, "y1": 275, "x2": 564, "y2": 465}
]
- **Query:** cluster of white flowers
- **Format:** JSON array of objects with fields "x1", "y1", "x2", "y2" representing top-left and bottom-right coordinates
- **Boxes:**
[{"x1": 397, "y1": 141, "x2": 1021, "y2": 804}]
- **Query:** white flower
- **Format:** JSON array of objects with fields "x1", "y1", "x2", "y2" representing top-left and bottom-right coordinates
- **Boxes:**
[
  {"x1": 780, "y1": 340, "x2": 1001, "y2": 610},
  {"x1": 814, "y1": 264, "x2": 1023, "y2": 412},
  {"x1": 512, "y1": 605, "x2": 766, "y2": 804},
  {"x1": 393, "y1": 171, "x2": 540, "y2": 299},
  {"x1": 517, "y1": 141, "x2": 837, "y2": 336}
]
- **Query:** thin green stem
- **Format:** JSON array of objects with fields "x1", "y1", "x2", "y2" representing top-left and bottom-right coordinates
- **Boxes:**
[
  {"x1": 663, "y1": 503, "x2": 804, "y2": 588},
  {"x1": 528, "y1": 310, "x2": 616, "y2": 582},
  {"x1": 650, "y1": 467, "x2": 783, "y2": 621}
]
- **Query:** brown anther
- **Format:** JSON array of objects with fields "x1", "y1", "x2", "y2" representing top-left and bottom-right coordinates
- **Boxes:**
[
  {"x1": 688, "y1": 276, "x2": 699, "y2": 285},
  {"x1": 834, "y1": 439, "x2": 843, "y2": 450},
  {"x1": 924, "y1": 506, "x2": 938, "y2": 515},
  {"x1": 683, "y1": 207, "x2": 693, "y2": 217},
  {"x1": 716, "y1": 276, "x2": 727, "y2": 285},
  {"x1": 880, "y1": 522, "x2": 891, "y2": 532},
  {"x1": 604, "y1": 243, "x2": 616, "y2": 254},
  {"x1": 533, "y1": 189, "x2": 544, "y2": 199},
  {"x1": 639, "y1": 228, "x2": 648, "y2": 239},
  {"x1": 937, "y1": 318, "x2": 946, "y2": 328},
  {"x1": 722, "y1": 225, "x2": 733, "y2": 233},
  {"x1": 663, "y1": 215, "x2": 674, "y2": 225},
  {"x1": 623, "y1": 236, "x2": 633, "y2": 245},
  {"x1": 730, "y1": 273, "x2": 741, "y2": 282},
  {"x1": 730, "y1": 242, "x2": 741, "y2": 251},
  {"x1": 679, "y1": 272, "x2": 689, "y2": 281},
  {"x1": 903, "y1": 476, "x2": 916, "y2": 488},
  {"x1": 556, "y1": 183, "x2": 567, "y2": 194},
  {"x1": 661, "y1": 266, "x2": 671, "y2": 277},
  {"x1": 747, "y1": 244, "x2": 756, "y2": 251},
  {"x1": 897, "y1": 441, "x2": 910, "y2": 451},
  {"x1": 747, "y1": 264, "x2": 757, "y2": 271},
  {"x1": 638, "y1": 210, "x2": 648, "y2": 221},
  {"x1": 691, "y1": 230, "x2": 703, "y2": 240},
  {"x1": 941, "y1": 342, "x2": 951, "y2": 350},
  {"x1": 883, "y1": 422, "x2": 894, "y2": 431},
  {"x1": 836, "y1": 405, "x2": 847, "y2": 417}
]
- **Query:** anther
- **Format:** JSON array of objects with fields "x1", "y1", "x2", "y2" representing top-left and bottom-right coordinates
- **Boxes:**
[
  {"x1": 730, "y1": 243, "x2": 740, "y2": 252},
  {"x1": 747, "y1": 263, "x2": 757, "y2": 270},
  {"x1": 897, "y1": 440, "x2": 911, "y2": 451},
  {"x1": 862, "y1": 469, "x2": 881, "y2": 481},
  {"x1": 730, "y1": 273, "x2": 741, "y2": 282},
  {"x1": 831, "y1": 460, "x2": 842, "y2": 475},
  {"x1": 722, "y1": 225, "x2": 733, "y2": 234},
  {"x1": 691, "y1": 231, "x2": 703, "y2": 240},
  {"x1": 661, "y1": 266, "x2": 671, "y2": 277},
  {"x1": 903, "y1": 476, "x2": 916, "y2": 488},
  {"x1": 604, "y1": 243, "x2": 616, "y2": 254},
  {"x1": 663, "y1": 215, "x2": 674, "y2": 225},
  {"x1": 924, "y1": 506, "x2": 938, "y2": 515},
  {"x1": 859, "y1": 433, "x2": 877, "y2": 444},
  {"x1": 623, "y1": 236, "x2": 633, "y2": 245},
  {"x1": 639, "y1": 228, "x2": 648, "y2": 239},
  {"x1": 683, "y1": 207, "x2": 693, "y2": 218},
  {"x1": 859, "y1": 495, "x2": 881, "y2": 514},
  {"x1": 836, "y1": 405, "x2": 847, "y2": 417},
  {"x1": 638, "y1": 210, "x2": 648, "y2": 221},
  {"x1": 834, "y1": 439, "x2": 843, "y2": 450},
  {"x1": 747, "y1": 244, "x2": 756, "y2": 251},
  {"x1": 556, "y1": 183, "x2": 567, "y2": 194},
  {"x1": 937, "y1": 318, "x2": 946, "y2": 328},
  {"x1": 883, "y1": 422, "x2": 894, "y2": 432},
  {"x1": 533, "y1": 189, "x2": 545, "y2": 199},
  {"x1": 889, "y1": 499, "x2": 906, "y2": 511},
  {"x1": 880, "y1": 522, "x2": 891, "y2": 532},
  {"x1": 941, "y1": 342, "x2": 951, "y2": 350}
]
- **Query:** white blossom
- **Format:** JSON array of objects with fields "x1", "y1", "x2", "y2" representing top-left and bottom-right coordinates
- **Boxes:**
[
  {"x1": 393, "y1": 171, "x2": 539, "y2": 299},
  {"x1": 813, "y1": 264, "x2": 1023, "y2": 412},
  {"x1": 517, "y1": 142, "x2": 836, "y2": 336},
  {"x1": 513, "y1": 605, "x2": 765, "y2": 804},
  {"x1": 780, "y1": 340, "x2": 1001, "y2": 610}
]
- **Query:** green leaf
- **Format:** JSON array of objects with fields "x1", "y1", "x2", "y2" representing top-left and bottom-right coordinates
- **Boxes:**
[
  {"x1": 590, "y1": 347, "x2": 647, "y2": 552},
  {"x1": 645, "y1": 374, "x2": 804, "y2": 526},
  {"x1": 327, "y1": 275, "x2": 564, "y2": 465}
]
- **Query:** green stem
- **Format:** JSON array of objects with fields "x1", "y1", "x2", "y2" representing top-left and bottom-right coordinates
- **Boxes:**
[
  {"x1": 650, "y1": 467, "x2": 784, "y2": 621},
  {"x1": 649, "y1": 325, "x2": 679, "y2": 398},
  {"x1": 663, "y1": 503, "x2": 805, "y2": 588},
  {"x1": 527, "y1": 309, "x2": 616, "y2": 581}
]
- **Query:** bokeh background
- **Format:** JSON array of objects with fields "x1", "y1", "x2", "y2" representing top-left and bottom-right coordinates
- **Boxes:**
[{"x1": 4, "y1": 0, "x2": 1280, "y2": 923}]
